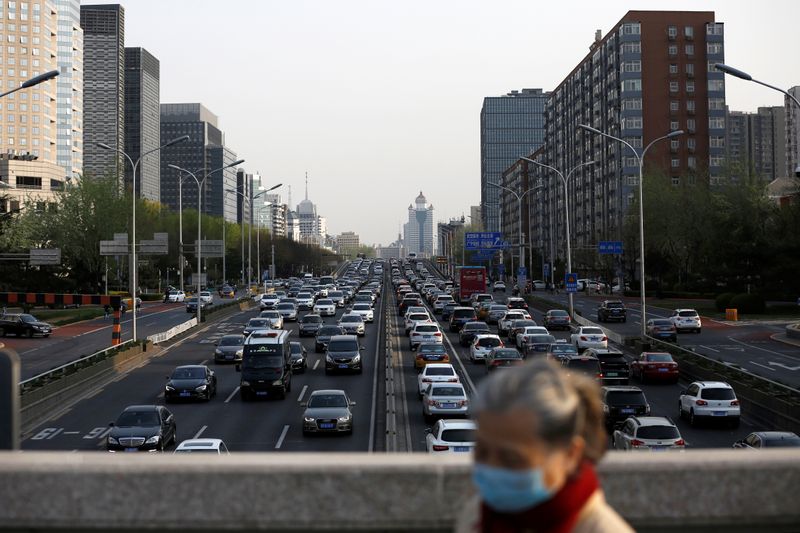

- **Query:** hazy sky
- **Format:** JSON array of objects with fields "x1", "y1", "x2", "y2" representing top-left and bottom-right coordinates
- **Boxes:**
[{"x1": 86, "y1": 0, "x2": 800, "y2": 245}]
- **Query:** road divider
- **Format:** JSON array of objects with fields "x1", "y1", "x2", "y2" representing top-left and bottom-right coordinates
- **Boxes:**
[{"x1": 146, "y1": 318, "x2": 197, "y2": 345}]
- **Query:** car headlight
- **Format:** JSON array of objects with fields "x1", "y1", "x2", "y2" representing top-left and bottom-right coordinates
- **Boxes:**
[
  {"x1": 241, "y1": 380, "x2": 251, "y2": 387},
  {"x1": 195, "y1": 385, "x2": 207, "y2": 391},
  {"x1": 107, "y1": 436, "x2": 118, "y2": 445},
  {"x1": 272, "y1": 380, "x2": 283, "y2": 386},
  {"x1": 326, "y1": 355, "x2": 334, "y2": 363},
  {"x1": 214, "y1": 349, "x2": 222, "y2": 356},
  {"x1": 165, "y1": 385, "x2": 174, "y2": 391},
  {"x1": 236, "y1": 349, "x2": 243, "y2": 356},
  {"x1": 304, "y1": 417, "x2": 315, "y2": 423},
  {"x1": 338, "y1": 416, "x2": 351, "y2": 422},
  {"x1": 145, "y1": 435, "x2": 160, "y2": 444},
  {"x1": 352, "y1": 354, "x2": 361, "y2": 363}
]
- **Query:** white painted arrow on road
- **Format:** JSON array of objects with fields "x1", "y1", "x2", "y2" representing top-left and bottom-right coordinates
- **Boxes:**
[{"x1": 768, "y1": 362, "x2": 800, "y2": 371}]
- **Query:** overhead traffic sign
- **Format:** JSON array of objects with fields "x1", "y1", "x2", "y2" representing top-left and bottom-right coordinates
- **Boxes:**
[
  {"x1": 565, "y1": 272, "x2": 578, "y2": 293},
  {"x1": 465, "y1": 232, "x2": 503, "y2": 250},
  {"x1": 194, "y1": 240, "x2": 224, "y2": 258},
  {"x1": 29, "y1": 248, "x2": 61, "y2": 266},
  {"x1": 598, "y1": 241, "x2": 623, "y2": 255}
]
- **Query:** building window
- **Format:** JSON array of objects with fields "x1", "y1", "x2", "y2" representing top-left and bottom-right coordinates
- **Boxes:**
[
  {"x1": 686, "y1": 63, "x2": 694, "y2": 76},
  {"x1": 709, "y1": 117, "x2": 725, "y2": 129},
  {"x1": 709, "y1": 136, "x2": 724, "y2": 148},
  {"x1": 669, "y1": 63, "x2": 678, "y2": 74},
  {"x1": 685, "y1": 26, "x2": 694, "y2": 38},
  {"x1": 622, "y1": 79, "x2": 642, "y2": 91},
  {"x1": 669, "y1": 81, "x2": 679, "y2": 93},
  {"x1": 15, "y1": 175, "x2": 41, "y2": 189},
  {"x1": 686, "y1": 100, "x2": 696, "y2": 113},
  {"x1": 706, "y1": 23, "x2": 724, "y2": 35},
  {"x1": 671, "y1": 158, "x2": 680, "y2": 168},
  {"x1": 688, "y1": 156, "x2": 697, "y2": 169},
  {"x1": 622, "y1": 98, "x2": 642, "y2": 110},
  {"x1": 668, "y1": 44, "x2": 678, "y2": 56},
  {"x1": 686, "y1": 81, "x2": 695, "y2": 93},
  {"x1": 624, "y1": 136, "x2": 642, "y2": 148},
  {"x1": 670, "y1": 139, "x2": 680, "y2": 150},
  {"x1": 622, "y1": 22, "x2": 641, "y2": 35},
  {"x1": 625, "y1": 176, "x2": 639, "y2": 186},
  {"x1": 621, "y1": 60, "x2": 641, "y2": 72},
  {"x1": 687, "y1": 137, "x2": 696, "y2": 150},
  {"x1": 624, "y1": 156, "x2": 638, "y2": 167},
  {"x1": 707, "y1": 43, "x2": 723, "y2": 55},
  {"x1": 710, "y1": 156, "x2": 724, "y2": 167},
  {"x1": 685, "y1": 44, "x2": 694, "y2": 56},
  {"x1": 670, "y1": 120, "x2": 679, "y2": 131},
  {"x1": 667, "y1": 25, "x2": 678, "y2": 39},
  {"x1": 687, "y1": 118, "x2": 696, "y2": 132},
  {"x1": 672, "y1": 176, "x2": 681, "y2": 186},
  {"x1": 670, "y1": 101, "x2": 679, "y2": 112},
  {"x1": 708, "y1": 79, "x2": 724, "y2": 92},
  {"x1": 621, "y1": 42, "x2": 641, "y2": 54},
  {"x1": 622, "y1": 116, "x2": 643, "y2": 129}
]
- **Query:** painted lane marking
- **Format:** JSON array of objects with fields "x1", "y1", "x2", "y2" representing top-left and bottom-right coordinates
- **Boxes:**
[
  {"x1": 224, "y1": 386, "x2": 240, "y2": 403},
  {"x1": 297, "y1": 385, "x2": 308, "y2": 403},
  {"x1": 193, "y1": 425, "x2": 208, "y2": 439},
  {"x1": 275, "y1": 425, "x2": 290, "y2": 449}
]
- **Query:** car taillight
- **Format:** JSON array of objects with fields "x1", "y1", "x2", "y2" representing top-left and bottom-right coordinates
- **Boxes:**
[
  {"x1": 499, "y1": 341, "x2": 504, "y2": 347},
  {"x1": 580, "y1": 336, "x2": 587, "y2": 341},
  {"x1": 459, "y1": 400, "x2": 468, "y2": 407},
  {"x1": 427, "y1": 399, "x2": 436, "y2": 406},
  {"x1": 448, "y1": 378, "x2": 458, "y2": 382},
  {"x1": 696, "y1": 399, "x2": 708, "y2": 406},
  {"x1": 432, "y1": 445, "x2": 449, "y2": 451},
  {"x1": 674, "y1": 439, "x2": 685, "y2": 446},
  {"x1": 434, "y1": 333, "x2": 442, "y2": 337},
  {"x1": 731, "y1": 400, "x2": 739, "y2": 406},
  {"x1": 630, "y1": 439, "x2": 644, "y2": 447},
  {"x1": 596, "y1": 373, "x2": 603, "y2": 379},
  {"x1": 601, "y1": 336, "x2": 608, "y2": 342}
]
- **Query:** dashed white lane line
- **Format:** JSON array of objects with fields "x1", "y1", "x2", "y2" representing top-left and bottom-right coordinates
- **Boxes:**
[
  {"x1": 193, "y1": 425, "x2": 208, "y2": 439},
  {"x1": 297, "y1": 385, "x2": 308, "y2": 403},
  {"x1": 749, "y1": 361, "x2": 776, "y2": 372},
  {"x1": 275, "y1": 425, "x2": 290, "y2": 449},
  {"x1": 313, "y1": 359, "x2": 320, "y2": 371},
  {"x1": 224, "y1": 386, "x2": 240, "y2": 403},
  {"x1": 699, "y1": 345, "x2": 720, "y2": 353}
]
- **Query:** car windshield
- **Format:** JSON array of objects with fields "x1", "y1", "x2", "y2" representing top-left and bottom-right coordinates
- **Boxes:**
[
  {"x1": 353, "y1": 304, "x2": 371, "y2": 310},
  {"x1": 606, "y1": 302, "x2": 624, "y2": 308},
  {"x1": 416, "y1": 325, "x2": 439, "y2": 333},
  {"x1": 477, "y1": 337, "x2": 501, "y2": 347},
  {"x1": 549, "y1": 310, "x2": 568, "y2": 317},
  {"x1": 116, "y1": 411, "x2": 160, "y2": 427},
  {"x1": 490, "y1": 305, "x2": 507, "y2": 311},
  {"x1": 298, "y1": 293, "x2": 312, "y2": 298},
  {"x1": 453, "y1": 310, "x2": 475, "y2": 318},
  {"x1": 418, "y1": 344, "x2": 446, "y2": 354},
  {"x1": 318, "y1": 326, "x2": 344, "y2": 336},
  {"x1": 492, "y1": 349, "x2": 522, "y2": 360},
  {"x1": 651, "y1": 320, "x2": 672, "y2": 326},
  {"x1": 606, "y1": 391, "x2": 646, "y2": 405},
  {"x1": 529, "y1": 335, "x2": 555, "y2": 344},
  {"x1": 302, "y1": 315, "x2": 322, "y2": 323},
  {"x1": 218, "y1": 336, "x2": 244, "y2": 346},
  {"x1": 308, "y1": 394, "x2": 348, "y2": 408},
  {"x1": 700, "y1": 388, "x2": 735, "y2": 400},
  {"x1": 409, "y1": 314, "x2": 429, "y2": 321},
  {"x1": 262, "y1": 311, "x2": 280, "y2": 318},
  {"x1": 425, "y1": 367, "x2": 455, "y2": 376},
  {"x1": 512, "y1": 321, "x2": 536, "y2": 329},
  {"x1": 637, "y1": 426, "x2": 680, "y2": 440},
  {"x1": 678, "y1": 311, "x2": 698, "y2": 317},
  {"x1": 248, "y1": 319, "x2": 269, "y2": 328},
  {"x1": 290, "y1": 343, "x2": 304, "y2": 354},
  {"x1": 763, "y1": 436, "x2": 800, "y2": 448},
  {"x1": 465, "y1": 323, "x2": 489, "y2": 332},
  {"x1": 430, "y1": 386, "x2": 465, "y2": 397},
  {"x1": 440, "y1": 429, "x2": 476, "y2": 443},
  {"x1": 645, "y1": 353, "x2": 673, "y2": 362},
  {"x1": 317, "y1": 299, "x2": 334, "y2": 306},
  {"x1": 328, "y1": 340, "x2": 359, "y2": 352},
  {"x1": 277, "y1": 304, "x2": 295, "y2": 310},
  {"x1": 568, "y1": 359, "x2": 600, "y2": 373},
  {"x1": 551, "y1": 344, "x2": 577, "y2": 353},
  {"x1": 243, "y1": 354, "x2": 284, "y2": 369},
  {"x1": 341, "y1": 315, "x2": 362, "y2": 323},
  {"x1": 20, "y1": 314, "x2": 38, "y2": 323},
  {"x1": 171, "y1": 367, "x2": 205, "y2": 379},
  {"x1": 582, "y1": 328, "x2": 604, "y2": 335},
  {"x1": 329, "y1": 291, "x2": 343, "y2": 297},
  {"x1": 175, "y1": 448, "x2": 219, "y2": 453}
]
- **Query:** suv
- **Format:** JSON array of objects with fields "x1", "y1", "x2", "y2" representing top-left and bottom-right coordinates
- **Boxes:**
[
  {"x1": 298, "y1": 314, "x2": 324, "y2": 337},
  {"x1": 612, "y1": 417, "x2": 684, "y2": 451},
  {"x1": 601, "y1": 386, "x2": 651, "y2": 428},
  {"x1": 560, "y1": 354, "x2": 602, "y2": 381},
  {"x1": 459, "y1": 321, "x2": 491, "y2": 346},
  {"x1": 325, "y1": 334, "x2": 363, "y2": 374},
  {"x1": 0, "y1": 313, "x2": 52, "y2": 338},
  {"x1": 597, "y1": 300, "x2": 627, "y2": 323},
  {"x1": 679, "y1": 381, "x2": 740, "y2": 427},
  {"x1": 236, "y1": 330, "x2": 292, "y2": 400},
  {"x1": 584, "y1": 348, "x2": 630, "y2": 384},
  {"x1": 449, "y1": 307, "x2": 477, "y2": 332},
  {"x1": 670, "y1": 309, "x2": 702, "y2": 333}
]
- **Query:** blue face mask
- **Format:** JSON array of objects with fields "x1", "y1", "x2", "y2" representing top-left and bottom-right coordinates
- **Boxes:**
[{"x1": 472, "y1": 463, "x2": 554, "y2": 513}]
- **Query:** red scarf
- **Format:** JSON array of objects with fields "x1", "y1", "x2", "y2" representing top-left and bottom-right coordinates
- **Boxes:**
[{"x1": 479, "y1": 462, "x2": 599, "y2": 533}]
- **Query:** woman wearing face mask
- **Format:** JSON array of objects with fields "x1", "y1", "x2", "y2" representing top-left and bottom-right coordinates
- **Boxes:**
[{"x1": 456, "y1": 358, "x2": 632, "y2": 533}]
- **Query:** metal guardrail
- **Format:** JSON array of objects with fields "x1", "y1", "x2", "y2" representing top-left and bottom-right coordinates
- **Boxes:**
[{"x1": 146, "y1": 318, "x2": 197, "y2": 345}]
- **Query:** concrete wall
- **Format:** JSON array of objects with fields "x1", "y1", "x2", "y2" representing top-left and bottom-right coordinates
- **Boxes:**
[{"x1": 0, "y1": 451, "x2": 798, "y2": 532}]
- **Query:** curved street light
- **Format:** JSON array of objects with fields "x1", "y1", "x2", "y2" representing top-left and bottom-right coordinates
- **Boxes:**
[{"x1": 0, "y1": 70, "x2": 59, "y2": 98}]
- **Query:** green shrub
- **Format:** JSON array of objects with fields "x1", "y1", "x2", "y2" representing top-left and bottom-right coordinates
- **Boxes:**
[
  {"x1": 715, "y1": 292, "x2": 736, "y2": 312},
  {"x1": 729, "y1": 293, "x2": 766, "y2": 314}
]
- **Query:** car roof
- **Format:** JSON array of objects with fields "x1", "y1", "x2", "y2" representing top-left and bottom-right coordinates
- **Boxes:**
[
  {"x1": 474, "y1": 334, "x2": 501, "y2": 340},
  {"x1": 438, "y1": 419, "x2": 476, "y2": 429},
  {"x1": 220, "y1": 334, "x2": 245, "y2": 340},
  {"x1": 309, "y1": 389, "x2": 346, "y2": 396},
  {"x1": 629, "y1": 416, "x2": 676, "y2": 427},
  {"x1": 423, "y1": 363, "x2": 454, "y2": 370},
  {"x1": 174, "y1": 364, "x2": 207, "y2": 370},
  {"x1": 675, "y1": 308, "x2": 698, "y2": 312},
  {"x1": 753, "y1": 431, "x2": 800, "y2": 440},
  {"x1": 329, "y1": 334, "x2": 357, "y2": 341},
  {"x1": 122, "y1": 405, "x2": 160, "y2": 412},
  {"x1": 694, "y1": 381, "x2": 732, "y2": 388},
  {"x1": 602, "y1": 385, "x2": 643, "y2": 392},
  {"x1": 177, "y1": 439, "x2": 223, "y2": 447}
]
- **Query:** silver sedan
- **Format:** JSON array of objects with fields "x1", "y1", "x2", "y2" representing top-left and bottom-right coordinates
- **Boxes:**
[{"x1": 301, "y1": 390, "x2": 356, "y2": 435}]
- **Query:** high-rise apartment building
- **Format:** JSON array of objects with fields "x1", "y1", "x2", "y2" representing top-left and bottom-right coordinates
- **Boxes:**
[
  {"x1": 786, "y1": 87, "x2": 800, "y2": 177},
  {"x1": 480, "y1": 88, "x2": 548, "y2": 232},
  {"x1": 336, "y1": 231, "x2": 360, "y2": 256},
  {"x1": 235, "y1": 169, "x2": 252, "y2": 225},
  {"x1": 80, "y1": 4, "x2": 124, "y2": 181},
  {"x1": 260, "y1": 193, "x2": 286, "y2": 237},
  {"x1": 207, "y1": 145, "x2": 238, "y2": 222},
  {"x1": 534, "y1": 11, "x2": 726, "y2": 269},
  {"x1": 726, "y1": 106, "x2": 786, "y2": 182},
  {"x1": 124, "y1": 47, "x2": 160, "y2": 201},
  {"x1": 403, "y1": 191, "x2": 435, "y2": 257},
  {"x1": 0, "y1": 0, "x2": 63, "y2": 215},
  {"x1": 56, "y1": 0, "x2": 83, "y2": 180}
]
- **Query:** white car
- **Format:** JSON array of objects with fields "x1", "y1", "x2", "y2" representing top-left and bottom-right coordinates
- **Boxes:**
[
  {"x1": 498, "y1": 311, "x2": 531, "y2": 335},
  {"x1": 312, "y1": 298, "x2": 337, "y2": 317},
  {"x1": 350, "y1": 303, "x2": 374, "y2": 322},
  {"x1": 679, "y1": 381, "x2": 740, "y2": 427},
  {"x1": 470, "y1": 334, "x2": 503, "y2": 362},
  {"x1": 404, "y1": 307, "x2": 428, "y2": 320},
  {"x1": 166, "y1": 290, "x2": 185, "y2": 303},
  {"x1": 260, "y1": 293, "x2": 280, "y2": 310},
  {"x1": 174, "y1": 438, "x2": 230, "y2": 454},
  {"x1": 426, "y1": 419, "x2": 476, "y2": 453},
  {"x1": 530, "y1": 280, "x2": 547, "y2": 290},
  {"x1": 417, "y1": 363, "x2": 459, "y2": 396},
  {"x1": 296, "y1": 292, "x2": 315, "y2": 310},
  {"x1": 492, "y1": 281, "x2": 506, "y2": 292},
  {"x1": 409, "y1": 323, "x2": 443, "y2": 350},
  {"x1": 432, "y1": 295, "x2": 455, "y2": 313},
  {"x1": 516, "y1": 326, "x2": 550, "y2": 349},
  {"x1": 199, "y1": 291, "x2": 213, "y2": 305},
  {"x1": 425, "y1": 419, "x2": 477, "y2": 453},
  {"x1": 612, "y1": 417, "x2": 685, "y2": 451},
  {"x1": 422, "y1": 383, "x2": 469, "y2": 422},
  {"x1": 670, "y1": 309, "x2": 702, "y2": 333},
  {"x1": 405, "y1": 312, "x2": 432, "y2": 334},
  {"x1": 570, "y1": 326, "x2": 608, "y2": 352}
]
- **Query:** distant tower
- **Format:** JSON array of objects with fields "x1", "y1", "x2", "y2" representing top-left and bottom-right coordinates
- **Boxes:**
[{"x1": 287, "y1": 185, "x2": 292, "y2": 210}]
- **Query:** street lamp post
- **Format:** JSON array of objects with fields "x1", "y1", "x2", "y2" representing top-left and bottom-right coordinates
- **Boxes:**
[
  {"x1": 0, "y1": 70, "x2": 59, "y2": 99},
  {"x1": 519, "y1": 157, "x2": 595, "y2": 319},
  {"x1": 488, "y1": 182, "x2": 539, "y2": 292},
  {"x1": 715, "y1": 63, "x2": 800, "y2": 110},
  {"x1": 98, "y1": 135, "x2": 189, "y2": 341},
  {"x1": 578, "y1": 125, "x2": 683, "y2": 338}
]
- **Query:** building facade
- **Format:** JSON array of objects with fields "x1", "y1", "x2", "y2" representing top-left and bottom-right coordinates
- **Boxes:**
[
  {"x1": 285, "y1": 210, "x2": 300, "y2": 242},
  {"x1": 124, "y1": 47, "x2": 160, "y2": 201},
  {"x1": 207, "y1": 145, "x2": 238, "y2": 222},
  {"x1": 336, "y1": 231, "x2": 360, "y2": 256},
  {"x1": 533, "y1": 11, "x2": 726, "y2": 272},
  {"x1": 726, "y1": 106, "x2": 786, "y2": 182},
  {"x1": 785, "y1": 87, "x2": 799, "y2": 177},
  {"x1": 235, "y1": 169, "x2": 252, "y2": 225},
  {"x1": 56, "y1": 0, "x2": 83, "y2": 180},
  {"x1": 295, "y1": 178, "x2": 325, "y2": 247},
  {"x1": 0, "y1": 0, "x2": 63, "y2": 215},
  {"x1": 403, "y1": 191, "x2": 435, "y2": 257},
  {"x1": 80, "y1": 3, "x2": 124, "y2": 181},
  {"x1": 480, "y1": 88, "x2": 548, "y2": 232}
]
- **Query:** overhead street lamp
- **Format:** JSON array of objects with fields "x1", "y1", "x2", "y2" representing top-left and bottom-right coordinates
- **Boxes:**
[
  {"x1": 520, "y1": 157, "x2": 595, "y2": 319},
  {"x1": 488, "y1": 182, "x2": 540, "y2": 293},
  {"x1": 578, "y1": 124, "x2": 684, "y2": 338},
  {"x1": 0, "y1": 70, "x2": 59, "y2": 99},
  {"x1": 715, "y1": 63, "x2": 800, "y2": 110},
  {"x1": 98, "y1": 134, "x2": 189, "y2": 341},
  {"x1": 226, "y1": 185, "x2": 279, "y2": 289},
  {"x1": 254, "y1": 184, "x2": 282, "y2": 289}
]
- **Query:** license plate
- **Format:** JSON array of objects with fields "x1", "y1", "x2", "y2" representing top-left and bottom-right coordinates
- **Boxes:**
[
  {"x1": 712, "y1": 411, "x2": 727, "y2": 416},
  {"x1": 658, "y1": 368, "x2": 669, "y2": 372},
  {"x1": 319, "y1": 423, "x2": 335, "y2": 429},
  {"x1": 606, "y1": 372, "x2": 618, "y2": 377},
  {"x1": 425, "y1": 356, "x2": 441, "y2": 361},
  {"x1": 339, "y1": 364, "x2": 349, "y2": 369},
  {"x1": 424, "y1": 336, "x2": 434, "y2": 341},
  {"x1": 180, "y1": 391, "x2": 191, "y2": 397},
  {"x1": 226, "y1": 355, "x2": 234, "y2": 360},
  {"x1": 651, "y1": 446, "x2": 666, "y2": 452},
  {"x1": 441, "y1": 403, "x2": 457, "y2": 408},
  {"x1": 256, "y1": 391, "x2": 268, "y2": 396},
  {"x1": 124, "y1": 448, "x2": 138, "y2": 452},
  {"x1": 454, "y1": 446, "x2": 470, "y2": 452},
  {"x1": 621, "y1": 408, "x2": 634, "y2": 414}
]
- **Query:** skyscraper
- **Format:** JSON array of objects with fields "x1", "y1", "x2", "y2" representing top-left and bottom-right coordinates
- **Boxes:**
[
  {"x1": 296, "y1": 174, "x2": 325, "y2": 246},
  {"x1": 80, "y1": 4, "x2": 125, "y2": 181},
  {"x1": 56, "y1": 0, "x2": 83, "y2": 180},
  {"x1": 207, "y1": 145, "x2": 238, "y2": 222},
  {"x1": 785, "y1": 87, "x2": 800, "y2": 177},
  {"x1": 124, "y1": 47, "x2": 160, "y2": 201},
  {"x1": 726, "y1": 106, "x2": 786, "y2": 182},
  {"x1": 403, "y1": 191, "x2": 435, "y2": 257},
  {"x1": 480, "y1": 89, "x2": 548, "y2": 232}
]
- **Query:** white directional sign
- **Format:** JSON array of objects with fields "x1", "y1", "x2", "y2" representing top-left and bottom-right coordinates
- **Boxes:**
[
  {"x1": 29, "y1": 248, "x2": 61, "y2": 265},
  {"x1": 195, "y1": 240, "x2": 224, "y2": 258}
]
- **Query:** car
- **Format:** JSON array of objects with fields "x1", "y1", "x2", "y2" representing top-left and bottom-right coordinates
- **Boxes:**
[
  {"x1": 338, "y1": 313, "x2": 366, "y2": 337},
  {"x1": 315, "y1": 325, "x2": 346, "y2": 353},
  {"x1": 459, "y1": 321, "x2": 491, "y2": 347},
  {"x1": 213, "y1": 334, "x2": 246, "y2": 363},
  {"x1": 398, "y1": 296, "x2": 423, "y2": 316},
  {"x1": 426, "y1": 419, "x2": 476, "y2": 453},
  {"x1": 583, "y1": 348, "x2": 630, "y2": 384},
  {"x1": 505, "y1": 297, "x2": 529, "y2": 311},
  {"x1": 237, "y1": 330, "x2": 293, "y2": 400},
  {"x1": 258, "y1": 310, "x2": 284, "y2": 329},
  {"x1": 405, "y1": 312, "x2": 432, "y2": 334},
  {"x1": 546, "y1": 341, "x2": 578, "y2": 362},
  {"x1": 243, "y1": 318, "x2": 271, "y2": 336},
  {"x1": 174, "y1": 438, "x2": 230, "y2": 454},
  {"x1": 670, "y1": 308, "x2": 702, "y2": 333},
  {"x1": 469, "y1": 334, "x2": 503, "y2": 363},
  {"x1": 199, "y1": 291, "x2": 214, "y2": 305},
  {"x1": 515, "y1": 326, "x2": 550, "y2": 350},
  {"x1": 560, "y1": 354, "x2": 603, "y2": 381},
  {"x1": 298, "y1": 314, "x2": 324, "y2": 337},
  {"x1": 410, "y1": 323, "x2": 444, "y2": 350},
  {"x1": 422, "y1": 382, "x2": 469, "y2": 422},
  {"x1": 441, "y1": 302, "x2": 459, "y2": 320},
  {"x1": 733, "y1": 432, "x2": 800, "y2": 449},
  {"x1": 296, "y1": 292, "x2": 315, "y2": 310},
  {"x1": 219, "y1": 286, "x2": 235, "y2": 299},
  {"x1": 602, "y1": 386, "x2": 650, "y2": 428},
  {"x1": 523, "y1": 334, "x2": 557, "y2": 356},
  {"x1": 529, "y1": 280, "x2": 547, "y2": 291},
  {"x1": 485, "y1": 304, "x2": 509, "y2": 325},
  {"x1": 403, "y1": 306, "x2": 428, "y2": 318},
  {"x1": 184, "y1": 297, "x2": 210, "y2": 314},
  {"x1": 414, "y1": 343, "x2": 451, "y2": 370},
  {"x1": 166, "y1": 290, "x2": 186, "y2": 303},
  {"x1": 328, "y1": 290, "x2": 346, "y2": 307},
  {"x1": 543, "y1": 309, "x2": 571, "y2": 331},
  {"x1": 492, "y1": 281, "x2": 506, "y2": 292},
  {"x1": 630, "y1": 352, "x2": 679, "y2": 383},
  {"x1": 313, "y1": 298, "x2": 337, "y2": 317},
  {"x1": 570, "y1": 326, "x2": 608, "y2": 352},
  {"x1": 432, "y1": 295, "x2": 455, "y2": 314},
  {"x1": 164, "y1": 365, "x2": 217, "y2": 402},
  {"x1": 301, "y1": 389, "x2": 355, "y2": 435},
  {"x1": 417, "y1": 363, "x2": 459, "y2": 395},
  {"x1": 476, "y1": 301, "x2": 495, "y2": 321},
  {"x1": 508, "y1": 319, "x2": 538, "y2": 343},
  {"x1": 289, "y1": 341, "x2": 308, "y2": 373},
  {"x1": 107, "y1": 405, "x2": 177, "y2": 453},
  {"x1": 0, "y1": 313, "x2": 52, "y2": 338},
  {"x1": 484, "y1": 347, "x2": 524, "y2": 372},
  {"x1": 276, "y1": 302, "x2": 298, "y2": 322},
  {"x1": 498, "y1": 311, "x2": 528, "y2": 336},
  {"x1": 645, "y1": 319, "x2": 677, "y2": 342},
  {"x1": 679, "y1": 381, "x2": 740, "y2": 427},
  {"x1": 597, "y1": 300, "x2": 626, "y2": 322},
  {"x1": 324, "y1": 335, "x2": 363, "y2": 374},
  {"x1": 612, "y1": 417, "x2": 685, "y2": 451},
  {"x1": 470, "y1": 293, "x2": 494, "y2": 310},
  {"x1": 260, "y1": 293, "x2": 280, "y2": 310},
  {"x1": 350, "y1": 303, "x2": 374, "y2": 322},
  {"x1": 449, "y1": 307, "x2": 478, "y2": 332}
]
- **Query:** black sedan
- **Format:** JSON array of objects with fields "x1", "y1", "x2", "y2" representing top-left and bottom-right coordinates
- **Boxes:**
[
  {"x1": 290, "y1": 341, "x2": 308, "y2": 373},
  {"x1": 0, "y1": 313, "x2": 52, "y2": 338},
  {"x1": 107, "y1": 405, "x2": 177, "y2": 453},
  {"x1": 459, "y1": 321, "x2": 491, "y2": 347},
  {"x1": 164, "y1": 365, "x2": 217, "y2": 402}
]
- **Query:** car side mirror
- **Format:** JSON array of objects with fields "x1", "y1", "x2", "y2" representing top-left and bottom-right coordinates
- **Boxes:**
[
  {"x1": 108, "y1": 422, "x2": 115, "y2": 427},
  {"x1": 350, "y1": 401, "x2": 357, "y2": 407},
  {"x1": 235, "y1": 364, "x2": 241, "y2": 372}
]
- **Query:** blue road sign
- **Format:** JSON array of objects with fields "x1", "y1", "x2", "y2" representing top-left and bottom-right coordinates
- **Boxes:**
[
  {"x1": 472, "y1": 251, "x2": 496, "y2": 261},
  {"x1": 543, "y1": 262, "x2": 551, "y2": 278},
  {"x1": 598, "y1": 241, "x2": 623, "y2": 255},
  {"x1": 465, "y1": 232, "x2": 503, "y2": 251},
  {"x1": 517, "y1": 267, "x2": 527, "y2": 277},
  {"x1": 565, "y1": 272, "x2": 578, "y2": 293}
]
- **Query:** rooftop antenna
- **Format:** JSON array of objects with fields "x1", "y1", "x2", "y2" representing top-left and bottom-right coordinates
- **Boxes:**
[
  {"x1": 288, "y1": 185, "x2": 292, "y2": 210},
  {"x1": 305, "y1": 171, "x2": 309, "y2": 201}
]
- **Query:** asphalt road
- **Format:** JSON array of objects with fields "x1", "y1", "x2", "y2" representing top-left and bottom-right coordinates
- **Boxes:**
[
  {"x1": 533, "y1": 291, "x2": 800, "y2": 388},
  {"x1": 22, "y1": 282, "x2": 385, "y2": 453}
]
